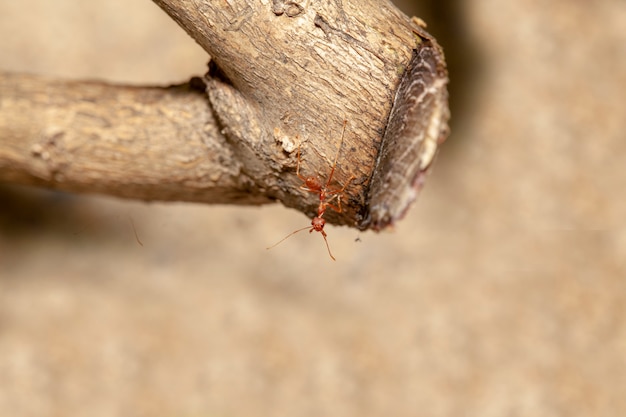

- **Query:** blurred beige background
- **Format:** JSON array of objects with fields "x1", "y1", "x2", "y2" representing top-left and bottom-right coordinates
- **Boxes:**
[{"x1": 1, "y1": 1, "x2": 625, "y2": 416}]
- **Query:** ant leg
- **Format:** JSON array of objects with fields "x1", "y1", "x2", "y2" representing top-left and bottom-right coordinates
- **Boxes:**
[
  {"x1": 295, "y1": 144, "x2": 307, "y2": 182},
  {"x1": 320, "y1": 194, "x2": 341, "y2": 214},
  {"x1": 295, "y1": 144, "x2": 321, "y2": 194},
  {"x1": 320, "y1": 230, "x2": 336, "y2": 261},
  {"x1": 325, "y1": 119, "x2": 348, "y2": 188},
  {"x1": 306, "y1": 225, "x2": 336, "y2": 261},
  {"x1": 335, "y1": 174, "x2": 356, "y2": 194},
  {"x1": 325, "y1": 174, "x2": 356, "y2": 198},
  {"x1": 324, "y1": 201, "x2": 342, "y2": 214},
  {"x1": 321, "y1": 175, "x2": 356, "y2": 213},
  {"x1": 300, "y1": 183, "x2": 318, "y2": 194}
]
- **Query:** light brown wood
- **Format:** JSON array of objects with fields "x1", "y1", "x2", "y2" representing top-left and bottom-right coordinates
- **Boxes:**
[
  {"x1": 0, "y1": 0, "x2": 449, "y2": 230},
  {"x1": 0, "y1": 73, "x2": 270, "y2": 205}
]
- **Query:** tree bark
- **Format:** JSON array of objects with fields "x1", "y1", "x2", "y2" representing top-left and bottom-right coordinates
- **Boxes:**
[
  {"x1": 0, "y1": 73, "x2": 270, "y2": 205},
  {"x1": 0, "y1": 0, "x2": 449, "y2": 231}
]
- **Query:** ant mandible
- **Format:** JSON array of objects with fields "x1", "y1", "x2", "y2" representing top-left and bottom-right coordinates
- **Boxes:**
[{"x1": 267, "y1": 119, "x2": 355, "y2": 260}]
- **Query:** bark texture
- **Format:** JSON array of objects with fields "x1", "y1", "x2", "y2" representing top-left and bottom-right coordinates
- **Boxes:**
[
  {"x1": 0, "y1": 73, "x2": 269, "y2": 205},
  {"x1": 0, "y1": 0, "x2": 449, "y2": 230}
]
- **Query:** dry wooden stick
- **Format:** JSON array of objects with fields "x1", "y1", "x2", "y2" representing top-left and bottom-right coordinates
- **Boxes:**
[
  {"x1": 0, "y1": 73, "x2": 269, "y2": 205},
  {"x1": 0, "y1": 0, "x2": 449, "y2": 231}
]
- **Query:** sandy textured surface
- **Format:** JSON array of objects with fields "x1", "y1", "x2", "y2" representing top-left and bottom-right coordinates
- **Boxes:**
[{"x1": 1, "y1": 1, "x2": 625, "y2": 416}]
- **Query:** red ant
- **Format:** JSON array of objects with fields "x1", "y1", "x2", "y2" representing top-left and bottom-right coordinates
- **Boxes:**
[{"x1": 267, "y1": 120, "x2": 355, "y2": 260}]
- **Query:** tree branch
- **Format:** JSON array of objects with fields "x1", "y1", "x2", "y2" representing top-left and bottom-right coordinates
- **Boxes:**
[
  {"x1": 0, "y1": 72, "x2": 270, "y2": 205},
  {"x1": 0, "y1": 0, "x2": 449, "y2": 231}
]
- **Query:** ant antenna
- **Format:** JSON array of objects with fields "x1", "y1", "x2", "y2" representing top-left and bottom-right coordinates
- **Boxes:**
[
  {"x1": 266, "y1": 225, "x2": 337, "y2": 261},
  {"x1": 266, "y1": 226, "x2": 312, "y2": 250}
]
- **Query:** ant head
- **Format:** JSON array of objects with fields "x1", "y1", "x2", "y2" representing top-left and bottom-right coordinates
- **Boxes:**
[{"x1": 311, "y1": 216, "x2": 325, "y2": 231}]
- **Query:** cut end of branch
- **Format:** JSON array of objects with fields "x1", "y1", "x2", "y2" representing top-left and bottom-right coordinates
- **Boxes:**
[{"x1": 359, "y1": 37, "x2": 450, "y2": 231}]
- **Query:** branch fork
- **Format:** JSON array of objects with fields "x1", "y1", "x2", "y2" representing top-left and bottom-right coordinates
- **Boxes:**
[{"x1": 0, "y1": 0, "x2": 449, "y2": 231}]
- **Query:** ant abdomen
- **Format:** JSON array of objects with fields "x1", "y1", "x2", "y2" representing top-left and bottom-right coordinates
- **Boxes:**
[{"x1": 304, "y1": 177, "x2": 320, "y2": 190}]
